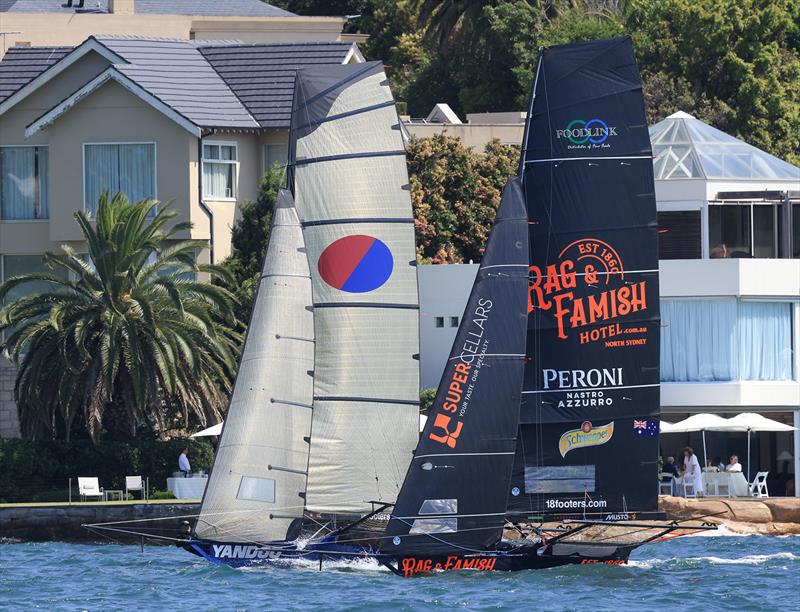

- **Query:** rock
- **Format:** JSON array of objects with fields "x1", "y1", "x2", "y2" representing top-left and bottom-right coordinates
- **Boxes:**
[{"x1": 761, "y1": 499, "x2": 800, "y2": 523}]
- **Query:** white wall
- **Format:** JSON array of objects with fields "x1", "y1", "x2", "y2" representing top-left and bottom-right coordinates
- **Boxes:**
[{"x1": 417, "y1": 263, "x2": 478, "y2": 388}]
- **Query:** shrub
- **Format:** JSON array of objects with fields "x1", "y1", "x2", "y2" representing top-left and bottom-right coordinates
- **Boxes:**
[{"x1": 0, "y1": 438, "x2": 213, "y2": 503}]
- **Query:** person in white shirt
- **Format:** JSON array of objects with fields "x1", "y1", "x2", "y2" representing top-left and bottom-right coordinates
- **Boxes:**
[
  {"x1": 178, "y1": 447, "x2": 191, "y2": 477},
  {"x1": 682, "y1": 446, "x2": 704, "y2": 495},
  {"x1": 725, "y1": 454, "x2": 742, "y2": 473}
]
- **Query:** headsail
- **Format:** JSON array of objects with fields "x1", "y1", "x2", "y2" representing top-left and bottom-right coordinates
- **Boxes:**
[
  {"x1": 509, "y1": 36, "x2": 661, "y2": 517},
  {"x1": 290, "y1": 62, "x2": 420, "y2": 515},
  {"x1": 384, "y1": 179, "x2": 529, "y2": 555},
  {"x1": 195, "y1": 189, "x2": 313, "y2": 542}
]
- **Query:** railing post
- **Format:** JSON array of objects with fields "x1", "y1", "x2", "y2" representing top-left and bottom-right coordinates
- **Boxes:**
[{"x1": 68, "y1": 477, "x2": 72, "y2": 505}]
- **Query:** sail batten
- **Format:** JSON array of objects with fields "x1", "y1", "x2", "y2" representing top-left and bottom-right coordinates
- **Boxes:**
[
  {"x1": 290, "y1": 62, "x2": 420, "y2": 515},
  {"x1": 384, "y1": 178, "x2": 530, "y2": 555},
  {"x1": 510, "y1": 36, "x2": 661, "y2": 517},
  {"x1": 195, "y1": 189, "x2": 314, "y2": 543}
]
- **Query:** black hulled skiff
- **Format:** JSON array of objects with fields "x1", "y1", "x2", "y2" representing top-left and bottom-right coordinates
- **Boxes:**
[{"x1": 176, "y1": 37, "x2": 716, "y2": 575}]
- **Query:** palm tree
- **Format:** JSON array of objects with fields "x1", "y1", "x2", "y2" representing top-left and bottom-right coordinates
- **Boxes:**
[{"x1": 0, "y1": 193, "x2": 241, "y2": 442}]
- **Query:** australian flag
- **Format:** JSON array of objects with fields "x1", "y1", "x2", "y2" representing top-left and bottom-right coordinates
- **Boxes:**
[{"x1": 633, "y1": 419, "x2": 658, "y2": 436}]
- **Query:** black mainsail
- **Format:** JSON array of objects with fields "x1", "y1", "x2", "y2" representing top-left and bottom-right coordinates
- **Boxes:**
[
  {"x1": 509, "y1": 36, "x2": 661, "y2": 517},
  {"x1": 384, "y1": 179, "x2": 529, "y2": 555}
]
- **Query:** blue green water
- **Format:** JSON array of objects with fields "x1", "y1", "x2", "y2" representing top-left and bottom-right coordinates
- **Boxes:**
[{"x1": 1, "y1": 532, "x2": 798, "y2": 611}]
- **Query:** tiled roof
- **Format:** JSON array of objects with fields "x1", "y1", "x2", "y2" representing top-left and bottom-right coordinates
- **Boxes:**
[
  {"x1": 97, "y1": 37, "x2": 259, "y2": 129},
  {"x1": 201, "y1": 42, "x2": 354, "y2": 128},
  {"x1": 0, "y1": 46, "x2": 71, "y2": 102},
  {"x1": 0, "y1": 0, "x2": 295, "y2": 16},
  {"x1": 0, "y1": 37, "x2": 355, "y2": 130}
]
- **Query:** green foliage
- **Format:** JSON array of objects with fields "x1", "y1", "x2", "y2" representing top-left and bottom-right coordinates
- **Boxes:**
[
  {"x1": 419, "y1": 387, "x2": 437, "y2": 414},
  {"x1": 627, "y1": 0, "x2": 800, "y2": 164},
  {"x1": 0, "y1": 437, "x2": 213, "y2": 503},
  {"x1": 409, "y1": 135, "x2": 519, "y2": 263},
  {"x1": 221, "y1": 165, "x2": 285, "y2": 324},
  {"x1": 0, "y1": 193, "x2": 240, "y2": 442}
]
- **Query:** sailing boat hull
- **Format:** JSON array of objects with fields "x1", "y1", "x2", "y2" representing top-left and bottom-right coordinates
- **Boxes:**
[{"x1": 180, "y1": 538, "x2": 632, "y2": 574}]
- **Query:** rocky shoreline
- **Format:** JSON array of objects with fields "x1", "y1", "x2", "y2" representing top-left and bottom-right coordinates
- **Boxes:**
[{"x1": 659, "y1": 495, "x2": 800, "y2": 535}]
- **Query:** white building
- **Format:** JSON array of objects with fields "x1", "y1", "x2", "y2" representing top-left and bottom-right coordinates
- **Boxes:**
[{"x1": 419, "y1": 112, "x2": 800, "y2": 496}]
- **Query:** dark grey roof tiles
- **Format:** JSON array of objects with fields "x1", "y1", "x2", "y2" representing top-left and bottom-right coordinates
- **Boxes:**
[
  {"x1": 97, "y1": 37, "x2": 259, "y2": 128},
  {"x1": 201, "y1": 43, "x2": 353, "y2": 127},
  {"x1": 0, "y1": 46, "x2": 71, "y2": 102},
  {"x1": 0, "y1": 38, "x2": 354, "y2": 130},
  {"x1": 0, "y1": 0, "x2": 295, "y2": 16}
]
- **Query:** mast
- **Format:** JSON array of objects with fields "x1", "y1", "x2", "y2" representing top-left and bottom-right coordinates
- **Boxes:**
[
  {"x1": 290, "y1": 62, "x2": 420, "y2": 515},
  {"x1": 384, "y1": 179, "x2": 529, "y2": 555},
  {"x1": 195, "y1": 189, "x2": 314, "y2": 543},
  {"x1": 510, "y1": 36, "x2": 661, "y2": 517}
]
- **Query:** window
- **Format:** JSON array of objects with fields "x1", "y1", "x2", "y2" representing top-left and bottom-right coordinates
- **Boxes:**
[
  {"x1": 419, "y1": 499, "x2": 457, "y2": 514},
  {"x1": 0, "y1": 146, "x2": 48, "y2": 220},
  {"x1": 660, "y1": 298, "x2": 795, "y2": 382},
  {"x1": 450, "y1": 316, "x2": 459, "y2": 327},
  {"x1": 524, "y1": 465, "x2": 596, "y2": 494},
  {"x1": 263, "y1": 143, "x2": 288, "y2": 173},
  {"x1": 792, "y1": 203, "x2": 799, "y2": 258},
  {"x1": 709, "y1": 203, "x2": 779, "y2": 259},
  {"x1": 434, "y1": 316, "x2": 444, "y2": 328},
  {"x1": 203, "y1": 142, "x2": 238, "y2": 199},
  {"x1": 84, "y1": 143, "x2": 155, "y2": 214},
  {"x1": 1, "y1": 254, "x2": 66, "y2": 340},
  {"x1": 236, "y1": 476, "x2": 275, "y2": 503},
  {"x1": 657, "y1": 210, "x2": 701, "y2": 259}
]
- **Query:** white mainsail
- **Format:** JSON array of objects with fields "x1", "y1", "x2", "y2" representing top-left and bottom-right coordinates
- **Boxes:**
[
  {"x1": 195, "y1": 189, "x2": 314, "y2": 542},
  {"x1": 291, "y1": 63, "x2": 419, "y2": 514}
]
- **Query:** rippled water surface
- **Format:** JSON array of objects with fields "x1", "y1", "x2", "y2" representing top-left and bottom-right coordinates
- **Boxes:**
[{"x1": 1, "y1": 532, "x2": 798, "y2": 611}]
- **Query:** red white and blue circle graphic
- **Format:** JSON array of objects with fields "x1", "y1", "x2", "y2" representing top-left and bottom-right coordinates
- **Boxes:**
[{"x1": 318, "y1": 235, "x2": 393, "y2": 293}]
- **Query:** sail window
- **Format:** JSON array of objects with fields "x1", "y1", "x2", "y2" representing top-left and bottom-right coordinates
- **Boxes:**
[
  {"x1": 435, "y1": 317, "x2": 444, "y2": 328},
  {"x1": 450, "y1": 317, "x2": 459, "y2": 327},
  {"x1": 418, "y1": 498, "x2": 457, "y2": 515},
  {"x1": 524, "y1": 465, "x2": 595, "y2": 494},
  {"x1": 409, "y1": 518, "x2": 457, "y2": 534},
  {"x1": 236, "y1": 476, "x2": 276, "y2": 503}
]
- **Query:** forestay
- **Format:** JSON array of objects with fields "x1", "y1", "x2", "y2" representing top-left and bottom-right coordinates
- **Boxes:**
[
  {"x1": 384, "y1": 179, "x2": 529, "y2": 555},
  {"x1": 195, "y1": 189, "x2": 314, "y2": 542},
  {"x1": 290, "y1": 62, "x2": 420, "y2": 514}
]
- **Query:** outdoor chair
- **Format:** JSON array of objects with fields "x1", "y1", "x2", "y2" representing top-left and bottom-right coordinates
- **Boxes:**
[
  {"x1": 125, "y1": 475, "x2": 147, "y2": 501},
  {"x1": 749, "y1": 471, "x2": 769, "y2": 497},
  {"x1": 78, "y1": 477, "x2": 104, "y2": 502},
  {"x1": 681, "y1": 479, "x2": 697, "y2": 498},
  {"x1": 659, "y1": 473, "x2": 674, "y2": 495}
]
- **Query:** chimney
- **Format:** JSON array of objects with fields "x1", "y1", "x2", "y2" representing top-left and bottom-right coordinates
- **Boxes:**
[{"x1": 108, "y1": 0, "x2": 135, "y2": 14}]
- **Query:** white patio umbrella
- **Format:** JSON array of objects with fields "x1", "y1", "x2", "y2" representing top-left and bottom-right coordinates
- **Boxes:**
[
  {"x1": 190, "y1": 422, "x2": 223, "y2": 437},
  {"x1": 659, "y1": 413, "x2": 732, "y2": 468},
  {"x1": 659, "y1": 420, "x2": 679, "y2": 433},
  {"x1": 723, "y1": 413, "x2": 798, "y2": 481}
]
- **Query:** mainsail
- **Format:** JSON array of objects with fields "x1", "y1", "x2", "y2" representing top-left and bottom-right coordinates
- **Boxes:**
[
  {"x1": 196, "y1": 189, "x2": 314, "y2": 542},
  {"x1": 196, "y1": 61, "x2": 419, "y2": 541},
  {"x1": 384, "y1": 179, "x2": 529, "y2": 554},
  {"x1": 509, "y1": 36, "x2": 661, "y2": 516},
  {"x1": 290, "y1": 62, "x2": 420, "y2": 514}
]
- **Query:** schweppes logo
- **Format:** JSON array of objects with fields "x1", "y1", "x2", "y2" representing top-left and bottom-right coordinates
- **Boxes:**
[
  {"x1": 528, "y1": 238, "x2": 648, "y2": 345},
  {"x1": 558, "y1": 421, "x2": 614, "y2": 457}
]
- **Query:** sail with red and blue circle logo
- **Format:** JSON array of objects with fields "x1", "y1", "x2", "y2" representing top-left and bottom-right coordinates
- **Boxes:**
[{"x1": 318, "y1": 235, "x2": 393, "y2": 293}]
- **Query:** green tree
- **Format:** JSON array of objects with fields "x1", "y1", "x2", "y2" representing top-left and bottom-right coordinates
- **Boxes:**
[
  {"x1": 0, "y1": 194, "x2": 240, "y2": 442},
  {"x1": 627, "y1": 0, "x2": 800, "y2": 164},
  {"x1": 409, "y1": 134, "x2": 519, "y2": 263},
  {"x1": 221, "y1": 165, "x2": 285, "y2": 323}
]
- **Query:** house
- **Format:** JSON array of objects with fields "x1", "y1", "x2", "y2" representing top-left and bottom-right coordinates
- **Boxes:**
[
  {"x1": 401, "y1": 103, "x2": 525, "y2": 150},
  {"x1": 0, "y1": 35, "x2": 362, "y2": 436},
  {"x1": 0, "y1": 0, "x2": 352, "y2": 58},
  {"x1": 419, "y1": 112, "x2": 800, "y2": 495}
]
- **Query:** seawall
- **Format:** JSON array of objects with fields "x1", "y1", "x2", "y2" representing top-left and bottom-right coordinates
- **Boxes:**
[
  {"x1": 659, "y1": 495, "x2": 800, "y2": 535},
  {"x1": 0, "y1": 500, "x2": 200, "y2": 543}
]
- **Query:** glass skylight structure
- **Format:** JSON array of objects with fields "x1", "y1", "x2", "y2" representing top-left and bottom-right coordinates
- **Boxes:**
[{"x1": 649, "y1": 111, "x2": 800, "y2": 181}]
